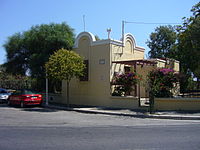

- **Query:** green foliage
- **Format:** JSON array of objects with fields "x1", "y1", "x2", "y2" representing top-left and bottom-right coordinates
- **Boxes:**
[
  {"x1": 148, "y1": 68, "x2": 179, "y2": 97},
  {"x1": 45, "y1": 48, "x2": 85, "y2": 107},
  {"x1": 0, "y1": 72, "x2": 36, "y2": 90},
  {"x1": 3, "y1": 33, "x2": 28, "y2": 75},
  {"x1": 146, "y1": 25, "x2": 177, "y2": 59},
  {"x1": 4, "y1": 22, "x2": 75, "y2": 79},
  {"x1": 45, "y1": 48, "x2": 85, "y2": 82},
  {"x1": 177, "y1": 2, "x2": 200, "y2": 88},
  {"x1": 95, "y1": 35, "x2": 100, "y2": 41},
  {"x1": 147, "y1": 2, "x2": 200, "y2": 90}
]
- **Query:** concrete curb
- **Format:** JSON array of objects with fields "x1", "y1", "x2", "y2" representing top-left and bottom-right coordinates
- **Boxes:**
[{"x1": 45, "y1": 105, "x2": 200, "y2": 120}]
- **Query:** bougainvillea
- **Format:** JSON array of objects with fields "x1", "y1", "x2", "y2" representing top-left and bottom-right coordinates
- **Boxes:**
[
  {"x1": 148, "y1": 68, "x2": 179, "y2": 97},
  {"x1": 112, "y1": 72, "x2": 141, "y2": 96}
]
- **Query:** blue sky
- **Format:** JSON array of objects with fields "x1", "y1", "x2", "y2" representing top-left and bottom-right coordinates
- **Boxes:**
[{"x1": 0, "y1": 0, "x2": 199, "y2": 64}]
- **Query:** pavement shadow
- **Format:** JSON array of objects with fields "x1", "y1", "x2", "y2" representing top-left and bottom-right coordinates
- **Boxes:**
[
  {"x1": 0, "y1": 103, "x2": 9, "y2": 107},
  {"x1": 96, "y1": 107, "x2": 148, "y2": 113},
  {"x1": 21, "y1": 107, "x2": 58, "y2": 113},
  {"x1": 156, "y1": 110, "x2": 200, "y2": 115},
  {"x1": 0, "y1": 104, "x2": 58, "y2": 113}
]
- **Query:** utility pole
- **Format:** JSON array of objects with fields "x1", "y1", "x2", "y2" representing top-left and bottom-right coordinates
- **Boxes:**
[
  {"x1": 121, "y1": 20, "x2": 125, "y2": 54},
  {"x1": 122, "y1": 20, "x2": 125, "y2": 46},
  {"x1": 45, "y1": 73, "x2": 48, "y2": 106}
]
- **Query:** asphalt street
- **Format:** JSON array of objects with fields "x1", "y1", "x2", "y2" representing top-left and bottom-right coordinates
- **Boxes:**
[{"x1": 0, "y1": 104, "x2": 200, "y2": 150}]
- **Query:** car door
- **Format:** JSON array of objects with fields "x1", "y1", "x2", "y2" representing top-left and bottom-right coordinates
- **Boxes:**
[{"x1": 9, "y1": 90, "x2": 22, "y2": 104}]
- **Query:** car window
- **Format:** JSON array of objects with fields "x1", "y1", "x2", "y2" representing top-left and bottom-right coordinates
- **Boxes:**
[
  {"x1": 11, "y1": 89, "x2": 40, "y2": 95},
  {"x1": 0, "y1": 89, "x2": 8, "y2": 94},
  {"x1": 23, "y1": 90, "x2": 40, "y2": 94},
  {"x1": 11, "y1": 90, "x2": 22, "y2": 95}
]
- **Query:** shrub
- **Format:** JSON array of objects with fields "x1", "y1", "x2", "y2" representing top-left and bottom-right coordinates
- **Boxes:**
[
  {"x1": 112, "y1": 72, "x2": 141, "y2": 96},
  {"x1": 148, "y1": 68, "x2": 179, "y2": 97}
]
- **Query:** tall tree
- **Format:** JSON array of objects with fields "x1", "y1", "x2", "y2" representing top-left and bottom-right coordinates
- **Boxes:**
[
  {"x1": 177, "y1": 2, "x2": 200, "y2": 88},
  {"x1": 45, "y1": 48, "x2": 85, "y2": 107},
  {"x1": 146, "y1": 25, "x2": 177, "y2": 59},
  {"x1": 4, "y1": 22, "x2": 75, "y2": 79},
  {"x1": 3, "y1": 33, "x2": 28, "y2": 75}
]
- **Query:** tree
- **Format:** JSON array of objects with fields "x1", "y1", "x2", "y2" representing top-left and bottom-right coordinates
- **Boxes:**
[
  {"x1": 45, "y1": 48, "x2": 85, "y2": 107},
  {"x1": 177, "y1": 2, "x2": 200, "y2": 88},
  {"x1": 4, "y1": 22, "x2": 75, "y2": 90},
  {"x1": 146, "y1": 25, "x2": 177, "y2": 59},
  {"x1": 3, "y1": 33, "x2": 28, "y2": 75}
]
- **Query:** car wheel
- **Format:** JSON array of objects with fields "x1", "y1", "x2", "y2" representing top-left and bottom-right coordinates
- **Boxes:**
[
  {"x1": 39, "y1": 102, "x2": 43, "y2": 107},
  {"x1": 7, "y1": 100, "x2": 11, "y2": 106},
  {"x1": 20, "y1": 101, "x2": 24, "y2": 108}
]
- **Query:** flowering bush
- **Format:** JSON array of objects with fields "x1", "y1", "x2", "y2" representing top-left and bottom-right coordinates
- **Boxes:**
[
  {"x1": 148, "y1": 68, "x2": 179, "y2": 97},
  {"x1": 112, "y1": 72, "x2": 141, "y2": 96}
]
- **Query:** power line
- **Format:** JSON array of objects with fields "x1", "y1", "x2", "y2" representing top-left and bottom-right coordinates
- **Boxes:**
[
  {"x1": 121, "y1": 20, "x2": 181, "y2": 48},
  {"x1": 124, "y1": 21, "x2": 181, "y2": 25}
]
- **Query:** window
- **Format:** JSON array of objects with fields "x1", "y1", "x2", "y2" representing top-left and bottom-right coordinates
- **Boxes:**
[
  {"x1": 80, "y1": 60, "x2": 89, "y2": 81},
  {"x1": 124, "y1": 66, "x2": 131, "y2": 74}
]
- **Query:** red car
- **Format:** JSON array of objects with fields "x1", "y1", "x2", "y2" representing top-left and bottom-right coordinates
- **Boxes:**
[{"x1": 8, "y1": 89, "x2": 43, "y2": 108}]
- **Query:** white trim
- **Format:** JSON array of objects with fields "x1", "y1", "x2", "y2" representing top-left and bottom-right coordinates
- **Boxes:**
[
  {"x1": 124, "y1": 33, "x2": 145, "y2": 52},
  {"x1": 124, "y1": 33, "x2": 136, "y2": 48},
  {"x1": 74, "y1": 32, "x2": 145, "y2": 51},
  {"x1": 92, "y1": 39, "x2": 111, "y2": 46},
  {"x1": 92, "y1": 39, "x2": 124, "y2": 46},
  {"x1": 154, "y1": 58, "x2": 166, "y2": 63},
  {"x1": 135, "y1": 46, "x2": 145, "y2": 52},
  {"x1": 74, "y1": 32, "x2": 96, "y2": 48}
]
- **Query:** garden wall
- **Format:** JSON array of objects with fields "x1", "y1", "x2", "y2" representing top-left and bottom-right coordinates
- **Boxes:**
[
  {"x1": 109, "y1": 96, "x2": 139, "y2": 109},
  {"x1": 42, "y1": 93, "x2": 63, "y2": 104},
  {"x1": 47, "y1": 92, "x2": 140, "y2": 109},
  {"x1": 154, "y1": 98, "x2": 200, "y2": 111}
]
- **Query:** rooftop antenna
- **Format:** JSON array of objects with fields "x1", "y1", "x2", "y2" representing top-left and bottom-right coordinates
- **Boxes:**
[
  {"x1": 107, "y1": 28, "x2": 112, "y2": 39},
  {"x1": 83, "y1": 15, "x2": 86, "y2": 31}
]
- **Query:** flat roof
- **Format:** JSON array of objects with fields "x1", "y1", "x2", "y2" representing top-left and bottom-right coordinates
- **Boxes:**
[{"x1": 112, "y1": 59, "x2": 157, "y2": 66}]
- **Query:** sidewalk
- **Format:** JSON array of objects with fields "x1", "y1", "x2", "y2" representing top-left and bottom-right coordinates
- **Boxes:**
[{"x1": 45, "y1": 104, "x2": 200, "y2": 120}]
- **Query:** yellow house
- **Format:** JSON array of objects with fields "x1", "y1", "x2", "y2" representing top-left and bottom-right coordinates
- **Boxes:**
[{"x1": 61, "y1": 32, "x2": 179, "y2": 109}]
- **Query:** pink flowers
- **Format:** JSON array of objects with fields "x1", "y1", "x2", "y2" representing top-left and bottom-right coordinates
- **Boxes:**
[
  {"x1": 111, "y1": 72, "x2": 142, "y2": 96},
  {"x1": 148, "y1": 68, "x2": 179, "y2": 97},
  {"x1": 159, "y1": 68, "x2": 174, "y2": 75}
]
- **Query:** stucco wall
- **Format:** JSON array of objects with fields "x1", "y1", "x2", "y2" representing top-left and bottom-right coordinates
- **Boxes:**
[
  {"x1": 174, "y1": 60, "x2": 180, "y2": 72},
  {"x1": 61, "y1": 32, "x2": 144, "y2": 109},
  {"x1": 154, "y1": 98, "x2": 200, "y2": 111},
  {"x1": 61, "y1": 32, "x2": 180, "y2": 110},
  {"x1": 62, "y1": 38, "x2": 111, "y2": 107},
  {"x1": 136, "y1": 65, "x2": 155, "y2": 97}
]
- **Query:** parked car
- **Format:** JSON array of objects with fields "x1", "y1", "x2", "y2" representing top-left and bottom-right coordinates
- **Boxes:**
[
  {"x1": 7, "y1": 89, "x2": 43, "y2": 107},
  {"x1": 0, "y1": 88, "x2": 11, "y2": 103}
]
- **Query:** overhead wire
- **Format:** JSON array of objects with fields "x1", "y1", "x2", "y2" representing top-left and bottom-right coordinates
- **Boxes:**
[{"x1": 124, "y1": 21, "x2": 181, "y2": 25}]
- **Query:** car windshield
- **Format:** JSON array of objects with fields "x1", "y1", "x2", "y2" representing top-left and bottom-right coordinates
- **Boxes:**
[
  {"x1": 23, "y1": 90, "x2": 40, "y2": 94},
  {"x1": 0, "y1": 89, "x2": 8, "y2": 93},
  {"x1": 12, "y1": 89, "x2": 40, "y2": 95}
]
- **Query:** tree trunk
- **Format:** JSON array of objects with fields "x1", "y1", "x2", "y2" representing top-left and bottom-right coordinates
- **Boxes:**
[
  {"x1": 67, "y1": 81, "x2": 70, "y2": 108},
  {"x1": 149, "y1": 90, "x2": 154, "y2": 114}
]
